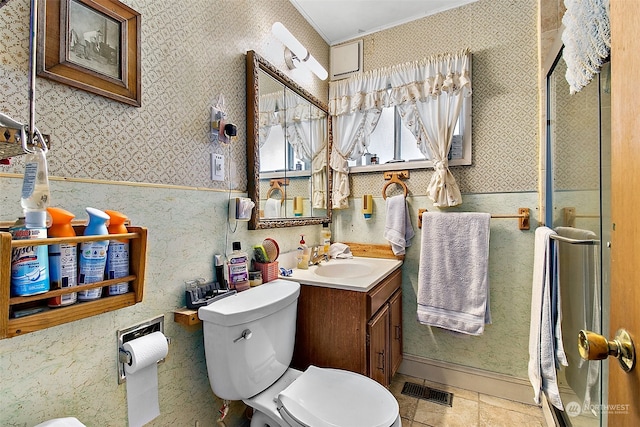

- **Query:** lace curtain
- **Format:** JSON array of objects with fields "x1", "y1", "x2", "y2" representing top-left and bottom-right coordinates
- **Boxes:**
[
  {"x1": 259, "y1": 92, "x2": 282, "y2": 147},
  {"x1": 328, "y1": 71, "x2": 388, "y2": 208},
  {"x1": 283, "y1": 92, "x2": 328, "y2": 209},
  {"x1": 260, "y1": 91, "x2": 328, "y2": 209},
  {"x1": 562, "y1": 0, "x2": 610, "y2": 94},
  {"x1": 390, "y1": 50, "x2": 471, "y2": 207},
  {"x1": 328, "y1": 48, "x2": 471, "y2": 208}
]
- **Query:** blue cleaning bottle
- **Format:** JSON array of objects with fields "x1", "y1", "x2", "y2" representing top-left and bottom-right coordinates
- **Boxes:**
[
  {"x1": 77, "y1": 207, "x2": 110, "y2": 301},
  {"x1": 104, "y1": 210, "x2": 130, "y2": 296}
]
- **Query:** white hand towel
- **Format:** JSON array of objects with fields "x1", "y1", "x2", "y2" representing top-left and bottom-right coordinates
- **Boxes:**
[
  {"x1": 328, "y1": 242, "x2": 353, "y2": 259},
  {"x1": 528, "y1": 226, "x2": 567, "y2": 410},
  {"x1": 383, "y1": 195, "x2": 414, "y2": 255},
  {"x1": 416, "y1": 212, "x2": 491, "y2": 335},
  {"x1": 555, "y1": 226, "x2": 599, "y2": 409},
  {"x1": 264, "y1": 198, "x2": 281, "y2": 218}
]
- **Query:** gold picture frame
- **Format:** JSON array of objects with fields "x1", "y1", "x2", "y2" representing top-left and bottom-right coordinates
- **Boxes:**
[{"x1": 37, "y1": 0, "x2": 141, "y2": 107}]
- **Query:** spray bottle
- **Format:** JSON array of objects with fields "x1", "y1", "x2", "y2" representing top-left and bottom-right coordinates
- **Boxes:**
[
  {"x1": 77, "y1": 207, "x2": 109, "y2": 301},
  {"x1": 104, "y1": 210, "x2": 130, "y2": 296},
  {"x1": 10, "y1": 145, "x2": 50, "y2": 296},
  {"x1": 47, "y1": 207, "x2": 77, "y2": 307}
]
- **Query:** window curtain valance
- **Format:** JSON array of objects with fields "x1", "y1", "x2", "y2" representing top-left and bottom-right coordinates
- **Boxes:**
[{"x1": 328, "y1": 48, "x2": 471, "y2": 208}]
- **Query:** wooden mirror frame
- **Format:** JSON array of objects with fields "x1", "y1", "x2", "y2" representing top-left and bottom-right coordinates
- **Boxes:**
[{"x1": 246, "y1": 50, "x2": 332, "y2": 230}]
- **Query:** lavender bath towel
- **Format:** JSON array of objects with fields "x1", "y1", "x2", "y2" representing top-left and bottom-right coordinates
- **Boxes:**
[{"x1": 417, "y1": 212, "x2": 491, "y2": 335}]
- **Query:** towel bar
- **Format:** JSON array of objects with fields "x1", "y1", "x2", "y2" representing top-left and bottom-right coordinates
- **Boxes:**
[
  {"x1": 417, "y1": 208, "x2": 530, "y2": 230},
  {"x1": 550, "y1": 234, "x2": 600, "y2": 245},
  {"x1": 562, "y1": 207, "x2": 599, "y2": 227}
]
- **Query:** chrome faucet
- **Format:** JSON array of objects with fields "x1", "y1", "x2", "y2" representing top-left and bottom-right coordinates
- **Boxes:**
[{"x1": 309, "y1": 246, "x2": 329, "y2": 265}]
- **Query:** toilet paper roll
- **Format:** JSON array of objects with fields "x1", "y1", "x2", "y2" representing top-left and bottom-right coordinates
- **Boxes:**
[
  {"x1": 123, "y1": 331, "x2": 168, "y2": 427},
  {"x1": 123, "y1": 331, "x2": 168, "y2": 374}
]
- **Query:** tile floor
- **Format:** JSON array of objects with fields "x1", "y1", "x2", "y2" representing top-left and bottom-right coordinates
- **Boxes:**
[
  {"x1": 234, "y1": 373, "x2": 548, "y2": 426},
  {"x1": 390, "y1": 373, "x2": 547, "y2": 427}
]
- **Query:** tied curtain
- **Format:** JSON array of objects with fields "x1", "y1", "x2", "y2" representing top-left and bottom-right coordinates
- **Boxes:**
[
  {"x1": 328, "y1": 71, "x2": 388, "y2": 209},
  {"x1": 283, "y1": 92, "x2": 328, "y2": 209},
  {"x1": 259, "y1": 92, "x2": 282, "y2": 148},
  {"x1": 390, "y1": 51, "x2": 471, "y2": 207},
  {"x1": 260, "y1": 91, "x2": 328, "y2": 209},
  {"x1": 329, "y1": 49, "x2": 471, "y2": 208}
]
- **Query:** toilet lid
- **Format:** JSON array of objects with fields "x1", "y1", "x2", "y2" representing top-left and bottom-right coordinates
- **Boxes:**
[{"x1": 277, "y1": 366, "x2": 398, "y2": 427}]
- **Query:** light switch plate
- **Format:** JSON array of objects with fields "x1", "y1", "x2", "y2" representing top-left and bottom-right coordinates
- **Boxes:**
[{"x1": 211, "y1": 153, "x2": 224, "y2": 181}]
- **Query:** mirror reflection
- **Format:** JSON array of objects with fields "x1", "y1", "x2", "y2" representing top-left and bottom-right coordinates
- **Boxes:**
[
  {"x1": 246, "y1": 50, "x2": 331, "y2": 229},
  {"x1": 546, "y1": 49, "x2": 610, "y2": 427}
]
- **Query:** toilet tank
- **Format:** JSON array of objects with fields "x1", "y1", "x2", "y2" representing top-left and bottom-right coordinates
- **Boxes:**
[{"x1": 198, "y1": 279, "x2": 300, "y2": 400}]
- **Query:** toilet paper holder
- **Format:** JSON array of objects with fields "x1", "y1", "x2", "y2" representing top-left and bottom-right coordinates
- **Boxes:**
[{"x1": 117, "y1": 315, "x2": 171, "y2": 384}]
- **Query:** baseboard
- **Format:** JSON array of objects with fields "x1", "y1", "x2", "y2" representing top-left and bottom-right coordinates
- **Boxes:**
[{"x1": 398, "y1": 354, "x2": 538, "y2": 406}]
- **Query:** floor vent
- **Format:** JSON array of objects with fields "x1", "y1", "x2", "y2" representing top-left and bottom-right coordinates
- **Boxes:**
[{"x1": 401, "y1": 382, "x2": 454, "y2": 407}]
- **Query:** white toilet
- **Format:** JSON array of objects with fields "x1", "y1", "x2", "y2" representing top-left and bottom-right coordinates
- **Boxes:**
[{"x1": 199, "y1": 279, "x2": 401, "y2": 427}]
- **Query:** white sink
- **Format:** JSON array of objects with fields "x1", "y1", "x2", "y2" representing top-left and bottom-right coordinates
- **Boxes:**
[
  {"x1": 314, "y1": 262, "x2": 372, "y2": 278},
  {"x1": 284, "y1": 257, "x2": 402, "y2": 292}
]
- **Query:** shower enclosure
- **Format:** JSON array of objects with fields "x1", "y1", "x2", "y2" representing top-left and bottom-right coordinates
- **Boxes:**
[{"x1": 546, "y1": 49, "x2": 611, "y2": 427}]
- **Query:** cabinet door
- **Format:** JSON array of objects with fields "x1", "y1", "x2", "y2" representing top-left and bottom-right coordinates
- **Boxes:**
[
  {"x1": 367, "y1": 304, "x2": 390, "y2": 386},
  {"x1": 389, "y1": 290, "x2": 402, "y2": 377}
]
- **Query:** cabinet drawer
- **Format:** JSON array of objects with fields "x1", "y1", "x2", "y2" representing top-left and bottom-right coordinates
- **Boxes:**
[{"x1": 367, "y1": 267, "x2": 401, "y2": 318}]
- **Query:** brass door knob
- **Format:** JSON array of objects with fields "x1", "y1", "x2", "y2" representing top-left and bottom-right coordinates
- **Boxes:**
[{"x1": 578, "y1": 329, "x2": 636, "y2": 372}]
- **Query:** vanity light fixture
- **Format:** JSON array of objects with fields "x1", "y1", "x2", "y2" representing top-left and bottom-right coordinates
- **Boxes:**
[{"x1": 272, "y1": 22, "x2": 328, "y2": 80}]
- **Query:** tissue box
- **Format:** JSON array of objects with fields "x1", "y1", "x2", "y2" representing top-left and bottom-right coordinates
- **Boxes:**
[{"x1": 254, "y1": 261, "x2": 279, "y2": 283}]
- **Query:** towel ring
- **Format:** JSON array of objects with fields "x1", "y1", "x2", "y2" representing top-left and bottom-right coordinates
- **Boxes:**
[
  {"x1": 382, "y1": 170, "x2": 409, "y2": 200},
  {"x1": 267, "y1": 179, "x2": 287, "y2": 204}
]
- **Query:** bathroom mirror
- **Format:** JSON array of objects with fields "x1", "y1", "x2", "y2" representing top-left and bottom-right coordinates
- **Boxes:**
[{"x1": 246, "y1": 50, "x2": 332, "y2": 229}]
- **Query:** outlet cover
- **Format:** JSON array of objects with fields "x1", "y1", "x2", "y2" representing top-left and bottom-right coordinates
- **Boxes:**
[{"x1": 211, "y1": 153, "x2": 224, "y2": 181}]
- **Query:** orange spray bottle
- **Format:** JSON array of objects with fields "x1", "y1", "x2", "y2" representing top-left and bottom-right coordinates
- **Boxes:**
[
  {"x1": 105, "y1": 210, "x2": 130, "y2": 296},
  {"x1": 47, "y1": 207, "x2": 78, "y2": 307}
]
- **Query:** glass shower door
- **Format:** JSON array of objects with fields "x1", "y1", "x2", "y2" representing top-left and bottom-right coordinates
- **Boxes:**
[{"x1": 546, "y1": 50, "x2": 611, "y2": 427}]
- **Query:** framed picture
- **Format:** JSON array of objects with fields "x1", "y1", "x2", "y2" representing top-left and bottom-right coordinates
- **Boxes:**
[{"x1": 37, "y1": 0, "x2": 141, "y2": 107}]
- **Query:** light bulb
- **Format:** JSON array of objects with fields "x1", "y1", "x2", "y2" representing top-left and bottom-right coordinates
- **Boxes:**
[
  {"x1": 272, "y1": 22, "x2": 328, "y2": 80},
  {"x1": 272, "y1": 22, "x2": 308, "y2": 61}
]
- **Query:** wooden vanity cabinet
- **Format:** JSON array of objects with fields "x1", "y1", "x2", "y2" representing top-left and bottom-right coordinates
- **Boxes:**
[{"x1": 292, "y1": 266, "x2": 403, "y2": 387}]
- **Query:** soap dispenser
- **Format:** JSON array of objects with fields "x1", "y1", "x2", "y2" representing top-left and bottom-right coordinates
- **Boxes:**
[
  {"x1": 321, "y1": 223, "x2": 331, "y2": 254},
  {"x1": 297, "y1": 235, "x2": 310, "y2": 270}
]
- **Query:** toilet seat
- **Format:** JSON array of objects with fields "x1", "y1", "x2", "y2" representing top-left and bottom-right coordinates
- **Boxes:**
[{"x1": 276, "y1": 366, "x2": 399, "y2": 427}]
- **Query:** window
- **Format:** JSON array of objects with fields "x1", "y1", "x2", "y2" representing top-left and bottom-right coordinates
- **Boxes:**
[
  {"x1": 347, "y1": 95, "x2": 471, "y2": 173},
  {"x1": 259, "y1": 121, "x2": 310, "y2": 173}
]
